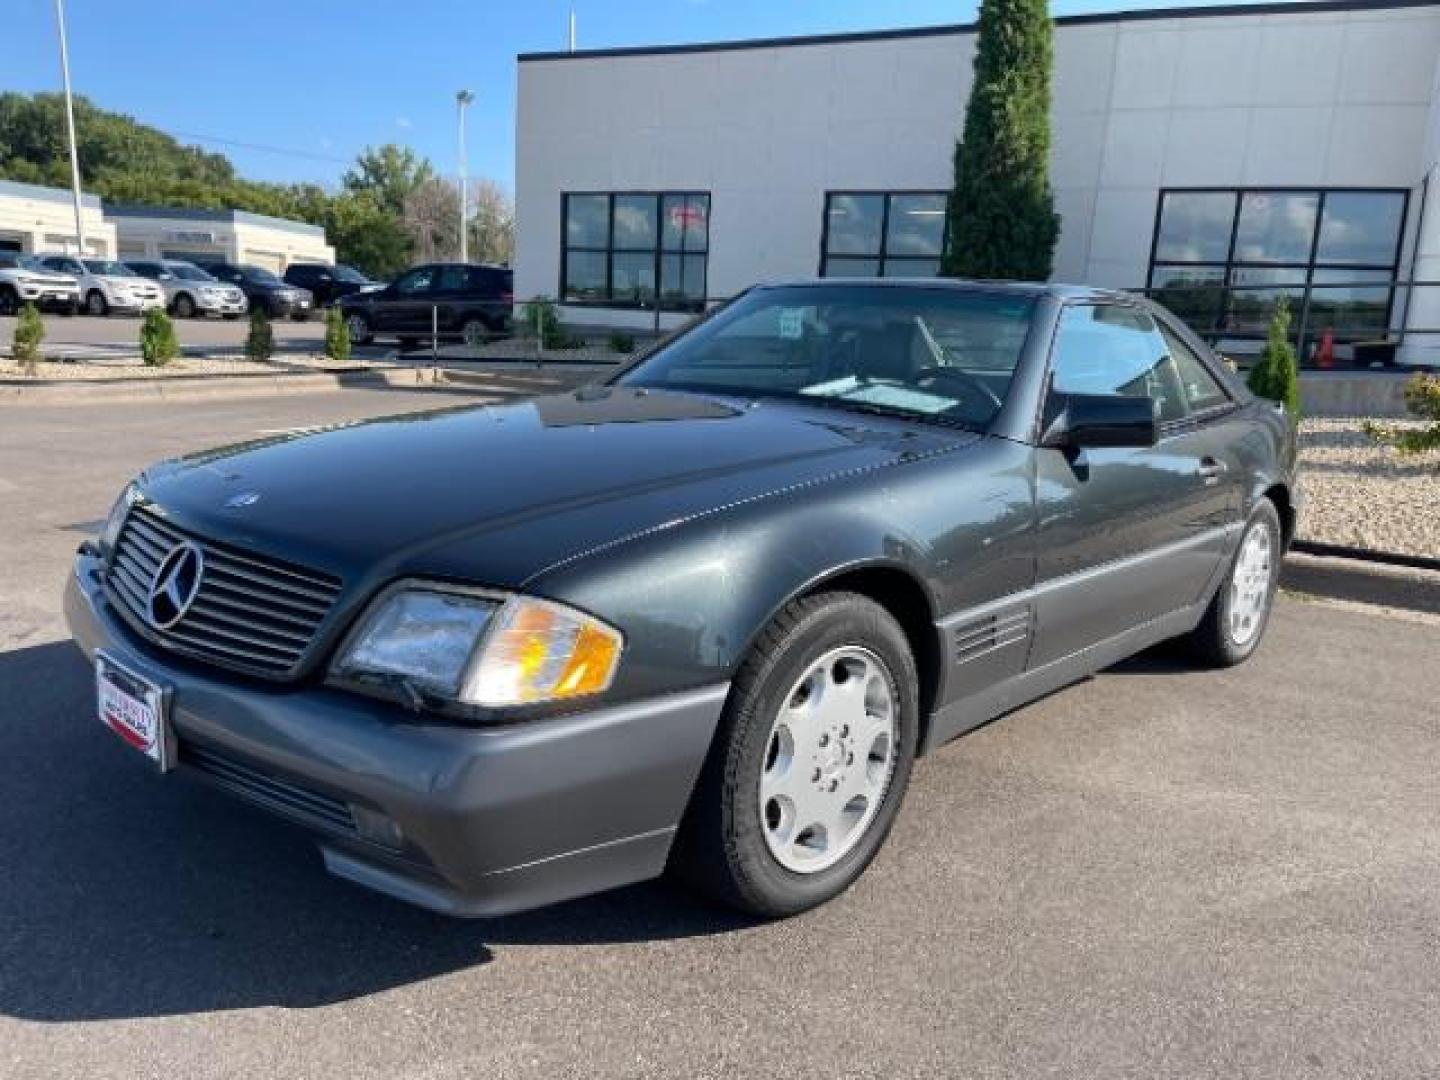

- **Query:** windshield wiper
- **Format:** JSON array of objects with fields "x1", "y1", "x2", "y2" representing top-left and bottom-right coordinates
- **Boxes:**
[{"x1": 797, "y1": 394, "x2": 980, "y2": 432}]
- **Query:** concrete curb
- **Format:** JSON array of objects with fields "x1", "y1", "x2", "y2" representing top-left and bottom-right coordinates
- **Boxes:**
[
  {"x1": 1281, "y1": 550, "x2": 1440, "y2": 617},
  {"x1": 0, "y1": 366, "x2": 490, "y2": 407}
]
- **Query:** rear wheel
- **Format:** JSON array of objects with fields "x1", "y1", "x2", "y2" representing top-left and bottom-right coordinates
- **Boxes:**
[
  {"x1": 85, "y1": 290, "x2": 108, "y2": 317},
  {"x1": 461, "y1": 317, "x2": 488, "y2": 348},
  {"x1": 173, "y1": 293, "x2": 196, "y2": 319},
  {"x1": 670, "y1": 592, "x2": 918, "y2": 917},
  {"x1": 1183, "y1": 499, "x2": 1282, "y2": 667}
]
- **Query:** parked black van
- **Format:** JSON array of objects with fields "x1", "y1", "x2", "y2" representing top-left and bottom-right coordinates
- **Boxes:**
[{"x1": 282, "y1": 263, "x2": 380, "y2": 308}]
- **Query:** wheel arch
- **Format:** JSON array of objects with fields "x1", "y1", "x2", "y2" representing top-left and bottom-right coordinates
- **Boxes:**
[
  {"x1": 744, "y1": 559, "x2": 944, "y2": 757},
  {"x1": 1260, "y1": 481, "x2": 1296, "y2": 550}
]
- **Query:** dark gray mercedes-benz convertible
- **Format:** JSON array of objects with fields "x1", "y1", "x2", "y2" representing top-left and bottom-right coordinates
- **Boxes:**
[{"x1": 65, "y1": 280, "x2": 1299, "y2": 918}]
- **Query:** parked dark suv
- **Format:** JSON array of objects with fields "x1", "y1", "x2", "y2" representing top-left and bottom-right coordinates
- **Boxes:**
[
  {"x1": 339, "y1": 263, "x2": 512, "y2": 348},
  {"x1": 196, "y1": 261, "x2": 312, "y2": 321},
  {"x1": 282, "y1": 262, "x2": 379, "y2": 308}
]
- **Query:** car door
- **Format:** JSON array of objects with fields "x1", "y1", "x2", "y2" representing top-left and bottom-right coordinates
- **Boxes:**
[
  {"x1": 429, "y1": 265, "x2": 470, "y2": 332},
  {"x1": 1027, "y1": 301, "x2": 1243, "y2": 669},
  {"x1": 381, "y1": 266, "x2": 438, "y2": 333}
]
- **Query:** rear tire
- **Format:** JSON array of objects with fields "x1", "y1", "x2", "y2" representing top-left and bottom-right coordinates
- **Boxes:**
[
  {"x1": 1183, "y1": 499, "x2": 1282, "y2": 667},
  {"x1": 461, "y1": 317, "x2": 488, "y2": 348},
  {"x1": 670, "y1": 592, "x2": 918, "y2": 918}
]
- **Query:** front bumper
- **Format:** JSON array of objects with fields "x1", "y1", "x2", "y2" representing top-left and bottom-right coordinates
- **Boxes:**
[
  {"x1": 197, "y1": 294, "x2": 248, "y2": 315},
  {"x1": 18, "y1": 284, "x2": 79, "y2": 309},
  {"x1": 109, "y1": 294, "x2": 166, "y2": 313},
  {"x1": 64, "y1": 551, "x2": 727, "y2": 916}
]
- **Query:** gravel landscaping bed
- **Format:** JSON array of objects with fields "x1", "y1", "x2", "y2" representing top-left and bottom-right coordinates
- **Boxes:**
[
  {"x1": 0, "y1": 354, "x2": 386, "y2": 381},
  {"x1": 1298, "y1": 418, "x2": 1439, "y2": 558}
]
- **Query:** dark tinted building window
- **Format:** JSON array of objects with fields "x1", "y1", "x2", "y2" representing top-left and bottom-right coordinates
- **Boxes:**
[
  {"x1": 821, "y1": 192, "x2": 947, "y2": 278},
  {"x1": 561, "y1": 192, "x2": 710, "y2": 311},
  {"x1": 1148, "y1": 188, "x2": 1407, "y2": 353}
]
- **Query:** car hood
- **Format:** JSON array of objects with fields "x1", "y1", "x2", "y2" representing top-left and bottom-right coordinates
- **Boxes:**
[
  {"x1": 137, "y1": 388, "x2": 975, "y2": 590},
  {"x1": 110, "y1": 275, "x2": 160, "y2": 289},
  {"x1": 18, "y1": 268, "x2": 76, "y2": 285}
]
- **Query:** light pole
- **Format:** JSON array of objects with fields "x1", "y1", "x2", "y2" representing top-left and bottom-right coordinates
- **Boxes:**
[
  {"x1": 456, "y1": 90, "x2": 474, "y2": 263},
  {"x1": 54, "y1": 0, "x2": 86, "y2": 254}
]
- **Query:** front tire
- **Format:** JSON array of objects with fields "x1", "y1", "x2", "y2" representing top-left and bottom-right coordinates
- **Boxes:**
[
  {"x1": 1183, "y1": 499, "x2": 1282, "y2": 667},
  {"x1": 85, "y1": 290, "x2": 108, "y2": 317},
  {"x1": 173, "y1": 293, "x2": 196, "y2": 319},
  {"x1": 345, "y1": 312, "x2": 372, "y2": 345},
  {"x1": 670, "y1": 592, "x2": 918, "y2": 917}
]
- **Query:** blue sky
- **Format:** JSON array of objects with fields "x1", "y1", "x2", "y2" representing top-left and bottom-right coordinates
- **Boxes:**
[{"x1": 5, "y1": 1, "x2": 1310, "y2": 194}]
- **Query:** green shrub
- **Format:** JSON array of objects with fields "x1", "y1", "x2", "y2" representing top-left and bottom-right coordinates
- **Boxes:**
[
  {"x1": 1364, "y1": 373, "x2": 1440, "y2": 457},
  {"x1": 608, "y1": 331, "x2": 636, "y2": 354},
  {"x1": 11, "y1": 302, "x2": 44, "y2": 375},
  {"x1": 941, "y1": 0, "x2": 1059, "y2": 281},
  {"x1": 245, "y1": 306, "x2": 273, "y2": 364},
  {"x1": 324, "y1": 305, "x2": 351, "y2": 363},
  {"x1": 139, "y1": 308, "x2": 179, "y2": 366},
  {"x1": 1246, "y1": 298, "x2": 1301, "y2": 419}
]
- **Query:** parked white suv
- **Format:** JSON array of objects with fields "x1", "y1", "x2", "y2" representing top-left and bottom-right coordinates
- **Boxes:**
[
  {"x1": 39, "y1": 255, "x2": 165, "y2": 316},
  {"x1": 0, "y1": 252, "x2": 81, "y2": 316},
  {"x1": 128, "y1": 259, "x2": 248, "y2": 319}
]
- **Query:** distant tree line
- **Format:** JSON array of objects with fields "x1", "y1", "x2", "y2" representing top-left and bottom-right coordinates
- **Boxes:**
[{"x1": 0, "y1": 92, "x2": 513, "y2": 279}]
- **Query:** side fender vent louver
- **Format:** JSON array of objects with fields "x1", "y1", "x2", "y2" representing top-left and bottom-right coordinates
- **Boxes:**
[{"x1": 953, "y1": 607, "x2": 1031, "y2": 666}]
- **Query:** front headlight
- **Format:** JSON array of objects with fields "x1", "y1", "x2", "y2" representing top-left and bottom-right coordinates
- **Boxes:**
[
  {"x1": 98, "y1": 483, "x2": 140, "y2": 556},
  {"x1": 332, "y1": 587, "x2": 623, "y2": 710}
]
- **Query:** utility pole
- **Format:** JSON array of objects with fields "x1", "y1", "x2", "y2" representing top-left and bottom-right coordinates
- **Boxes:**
[
  {"x1": 569, "y1": 7, "x2": 577, "y2": 52},
  {"x1": 456, "y1": 90, "x2": 474, "y2": 264},
  {"x1": 54, "y1": 0, "x2": 86, "y2": 254}
]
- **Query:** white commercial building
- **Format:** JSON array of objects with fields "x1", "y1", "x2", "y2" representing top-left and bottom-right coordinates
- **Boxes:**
[
  {"x1": 515, "y1": 0, "x2": 1440, "y2": 365},
  {"x1": 105, "y1": 204, "x2": 334, "y2": 273},
  {"x1": 0, "y1": 179, "x2": 116, "y2": 257}
]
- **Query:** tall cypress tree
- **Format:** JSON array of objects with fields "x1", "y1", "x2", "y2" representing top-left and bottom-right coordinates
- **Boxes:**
[{"x1": 941, "y1": 0, "x2": 1060, "y2": 281}]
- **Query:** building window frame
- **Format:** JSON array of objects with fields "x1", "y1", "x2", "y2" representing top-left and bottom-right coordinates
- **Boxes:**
[
  {"x1": 559, "y1": 190, "x2": 710, "y2": 312},
  {"x1": 819, "y1": 190, "x2": 949, "y2": 279},
  {"x1": 1145, "y1": 185, "x2": 1410, "y2": 352}
]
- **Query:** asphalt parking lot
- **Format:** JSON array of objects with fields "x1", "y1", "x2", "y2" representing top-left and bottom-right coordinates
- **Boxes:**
[{"x1": 1, "y1": 389, "x2": 1436, "y2": 1079}]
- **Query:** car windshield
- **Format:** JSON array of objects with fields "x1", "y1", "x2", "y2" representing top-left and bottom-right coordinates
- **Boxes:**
[
  {"x1": 332, "y1": 264, "x2": 369, "y2": 283},
  {"x1": 170, "y1": 264, "x2": 216, "y2": 282},
  {"x1": 240, "y1": 265, "x2": 282, "y2": 285},
  {"x1": 618, "y1": 285, "x2": 1035, "y2": 430},
  {"x1": 83, "y1": 260, "x2": 135, "y2": 277},
  {"x1": 1, "y1": 253, "x2": 49, "y2": 271}
]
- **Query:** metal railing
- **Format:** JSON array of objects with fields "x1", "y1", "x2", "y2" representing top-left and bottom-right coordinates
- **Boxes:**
[
  {"x1": 393, "y1": 277, "x2": 1440, "y2": 372},
  {"x1": 1133, "y1": 277, "x2": 1440, "y2": 368}
]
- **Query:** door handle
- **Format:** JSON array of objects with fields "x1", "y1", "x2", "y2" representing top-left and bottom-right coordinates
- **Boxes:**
[{"x1": 1197, "y1": 457, "x2": 1228, "y2": 483}]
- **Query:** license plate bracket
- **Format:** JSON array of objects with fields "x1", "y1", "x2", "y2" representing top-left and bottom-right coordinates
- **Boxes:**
[{"x1": 96, "y1": 650, "x2": 174, "y2": 772}]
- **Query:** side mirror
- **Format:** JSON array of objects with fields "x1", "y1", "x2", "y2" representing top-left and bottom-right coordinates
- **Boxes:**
[{"x1": 1042, "y1": 392, "x2": 1158, "y2": 449}]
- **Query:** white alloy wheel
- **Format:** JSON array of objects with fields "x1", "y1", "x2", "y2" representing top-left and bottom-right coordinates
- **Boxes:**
[
  {"x1": 1228, "y1": 521, "x2": 1273, "y2": 646},
  {"x1": 759, "y1": 646, "x2": 898, "y2": 874}
]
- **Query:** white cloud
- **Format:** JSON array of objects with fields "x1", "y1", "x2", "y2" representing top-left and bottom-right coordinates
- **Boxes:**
[{"x1": 395, "y1": 117, "x2": 413, "y2": 130}]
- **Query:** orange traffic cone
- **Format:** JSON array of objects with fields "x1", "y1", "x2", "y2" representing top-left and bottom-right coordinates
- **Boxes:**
[{"x1": 1314, "y1": 328, "x2": 1335, "y2": 370}]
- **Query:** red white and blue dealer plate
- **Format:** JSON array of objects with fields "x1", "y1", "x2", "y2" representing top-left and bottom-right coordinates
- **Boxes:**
[{"x1": 96, "y1": 650, "x2": 173, "y2": 771}]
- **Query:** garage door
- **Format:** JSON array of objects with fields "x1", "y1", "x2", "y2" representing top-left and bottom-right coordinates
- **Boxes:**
[{"x1": 245, "y1": 251, "x2": 284, "y2": 273}]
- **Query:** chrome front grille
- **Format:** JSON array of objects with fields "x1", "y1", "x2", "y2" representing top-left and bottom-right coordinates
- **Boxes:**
[{"x1": 106, "y1": 505, "x2": 342, "y2": 677}]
